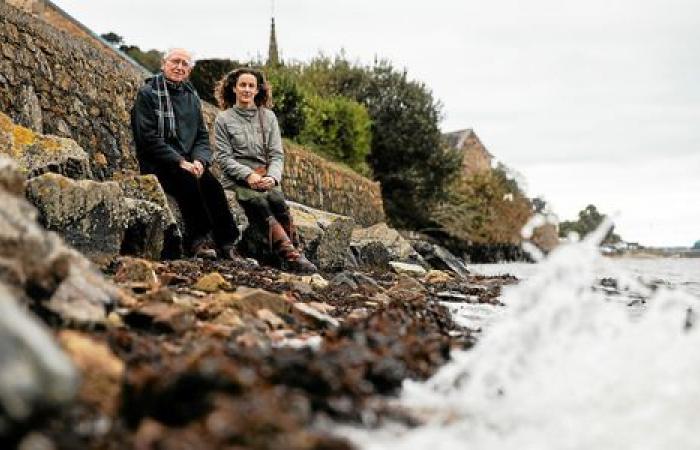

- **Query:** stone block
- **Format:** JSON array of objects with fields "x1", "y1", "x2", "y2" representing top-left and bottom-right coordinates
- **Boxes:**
[
  {"x1": 0, "y1": 111, "x2": 93, "y2": 180},
  {"x1": 25, "y1": 173, "x2": 128, "y2": 264}
]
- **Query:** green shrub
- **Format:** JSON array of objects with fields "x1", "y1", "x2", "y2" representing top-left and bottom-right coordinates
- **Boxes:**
[
  {"x1": 267, "y1": 69, "x2": 306, "y2": 139},
  {"x1": 299, "y1": 95, "x2": 371, "y2": 175}
]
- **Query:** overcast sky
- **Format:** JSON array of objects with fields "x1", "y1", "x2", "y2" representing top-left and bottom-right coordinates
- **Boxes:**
[{"x1": 52, "y1": 0, "x2": 700, "y2": 247}]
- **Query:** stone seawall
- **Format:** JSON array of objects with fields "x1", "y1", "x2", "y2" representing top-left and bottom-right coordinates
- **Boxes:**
[
  {"x1": 0, "y1": 1, "x2": 143, "y2": 179},
  {"x1": 0, "y1": 2, "x2": 385, "y2": 224},
  {"x1": 282, "y1": 142, "x2": 385, "y2": 226}
]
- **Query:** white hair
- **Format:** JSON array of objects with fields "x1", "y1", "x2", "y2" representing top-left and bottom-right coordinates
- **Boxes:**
[{"x1": 162, "y1": 48, "x2": 196, "y2": 66}]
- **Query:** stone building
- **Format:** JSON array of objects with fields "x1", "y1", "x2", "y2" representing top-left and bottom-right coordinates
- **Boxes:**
[{"x1": 443, "y1": 128, "x2": 494, "y2": 177}]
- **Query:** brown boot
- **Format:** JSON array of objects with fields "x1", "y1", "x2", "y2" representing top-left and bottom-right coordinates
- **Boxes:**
[
  {"x1": 278, "y1": 213, "x2": 301, "y2": 248},
  {"x1": 268, "y1": 217, "x2": 317, "y2": 273}
]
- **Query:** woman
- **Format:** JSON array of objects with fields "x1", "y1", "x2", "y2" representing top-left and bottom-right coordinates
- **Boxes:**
[{"x1": 213, "y1": 68, "x2": 316, "y2": 273}]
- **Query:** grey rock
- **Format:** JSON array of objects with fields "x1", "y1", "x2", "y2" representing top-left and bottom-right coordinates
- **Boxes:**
[
  {"x1": 25, "y1": 173, "x2": 128, "y2": 264},
  {"x1": 237, "y1": 201, "x2": 354, "y2": 272},
  {"x1": 0, "y1": 111, "x2": 92, "y2": 180},
  {"x1": 389, "y1": 261, "x2": 427, "y2": 277},
  {"x1": 412, "y1": 241, "x2": 470, "y2": 280},
  {"x1": 17, "y1": 84, "x2": 43, "y2": 134},
  {"x1": 119, "y1": 175, "x2": 181, "y2": 259},
  {"x1": 122, "y1": 198, "x2": 166, "y2": 261},
  {"x1": 0, "y1": 157, "x2": 25, "y2": 195},
  {"x1": 0, "y1": 282, "x2": 78, "y2": 436},
  {"x1": 351, "y1": 222, "x2": 424, "y2": 265}
]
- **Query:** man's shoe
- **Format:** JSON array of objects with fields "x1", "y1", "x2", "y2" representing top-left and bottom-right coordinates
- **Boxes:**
[
  {"x1": 190, "y1": 240, "x2": 217, "y2": 260},
  {"x1": 218, "y1": 244, "x2": 240, "y2": 261}
]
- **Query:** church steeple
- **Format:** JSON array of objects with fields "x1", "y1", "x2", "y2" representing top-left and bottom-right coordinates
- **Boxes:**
[{"x1": 267, "y1": 16, "x2": 280, "y2": 67}]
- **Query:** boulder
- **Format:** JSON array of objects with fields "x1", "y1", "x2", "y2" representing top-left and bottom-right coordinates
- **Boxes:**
[
  {"x1": 237, "y1": 201, "x2": 354, "y2": 272},
  {"x1": 0, "y1": 111, "x2": 93, "y2": 180},
  {"x1": 25, "y1": 173, "x2": 128, "y2": 264},
  {"x1": 0, "y1": 282, "x2": 78, "y2": 438},
  {"x1": 289, "y1": 202, "x2": 355, "y2": 271},
  {"x1": 0, "y1": 158, "x2": 119, "y2": 325},
  {"x1": 411, "y1": 241, "x2": 470, "y2": 280},
  {"x1": 0, "y1": 156, "x2": 24, "y2": 195},
  {"x1": 351, "y1": 222, "x2": 424, "y2": 266},
  {"x1": 57, "y1": 330, "x2": 124, "y2": 416},
  {"x1": 122, "y1": 198, "x2": 167, "y2": 260},
  {"x1": 389, "y1": 262, "x2": 427, "y2": 277},
  {"x1": 119, "y1": 175, "x2": 182, "y2": 259}
]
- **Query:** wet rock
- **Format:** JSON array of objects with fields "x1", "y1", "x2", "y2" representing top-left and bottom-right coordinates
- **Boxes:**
[
  {"x1": 212, "y1": 287, "x2": 292, "y2": 316},
  {"x1": 0, "y1": 282, "x2": 78, "y2": 438},
  {"x1": 0, "y1": 157, "x2": 25, "y2": 195},
  {"x1": 0, "y1": 160, "x2": 119, "y2": 324},
  {"x1": 330, "y1": 271, "x2": 382, "y2": 292},
  {"x1": 390, "y1": 274, "x2": 428, "y2": 294},
  {"x1": 351, "y1": 222, "x2": 423, "y2": 265},
  {"x1": 57, "y1": 330, "x2": 123, "y2": 416},
  {"x1": 211, "y1": 310, "x2": 245, "y2": 331},
  {"x1": 290, "y1": 280, "x2": 314, "y2": 295},
  {"x1": 0, "y1": 112, "x2": 93, "y2": 180},
  {"x1": 193, "y1": 272, "x2": 231, "y2": 293},
  {"x1": 17, "y1": 84, "x2": 43, "y2": 133},
  {"x1": 236, "y1": 202, "x2": 354, "y2": 272},
  {"x1": 306, "y1": 274, "x2": 329, "y2": 290},
  {"x1": 121, "y1": 198, "x2": 166, "y2": 260},
  {"x1": 389, "y1": 261, "x2": 427, "y2": 277},
  {"x1": 25, "y1": 173, "x2": 128, "y2": 264},
  {"x1": 257, "y1": 308, "x2": 286, "y2": 330},
  {"x1": 46, "y1": 260, "x2": 118, "y2": 325},
  {"x1": 424, "y1": 270, "x2": 454, "y2": 284},
  {"x1": 411, "y1": 241, "x2": 470, "y2": 279},
  {"x1": 351, "y1": 240, "x2": 391, "y2": 269},
  {"x1": 119, "y1": 175, "x2": 182, "y2": 259},
  {"x1": 293, "y1": 302, "x2": 340, "y2": 330},
  {"x1": 113, "y1": 257, "x2": 159, "y2": 290},
  {"x1": 125, "y1": 302, "x2": 195, "y2": 334}
]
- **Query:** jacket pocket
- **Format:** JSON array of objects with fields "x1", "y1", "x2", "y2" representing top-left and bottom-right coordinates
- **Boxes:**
[{"x1": 227, "y1": 125, "x2": 247, "y2": 150}]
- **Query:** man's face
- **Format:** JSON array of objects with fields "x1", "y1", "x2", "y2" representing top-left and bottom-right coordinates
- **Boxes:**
[{"x1": 162, "y1": 50, "x2": 193, "y2": 83}]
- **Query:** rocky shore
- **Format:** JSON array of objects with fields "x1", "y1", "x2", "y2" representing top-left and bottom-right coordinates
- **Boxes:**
[{"x1": 0, "y1": 114, "x2": 517, "y2": 449}]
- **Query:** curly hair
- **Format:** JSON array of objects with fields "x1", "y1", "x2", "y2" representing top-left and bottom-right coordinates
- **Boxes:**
[{"x1": 214, "y1": 68, "x2": 273, "y2": 110}]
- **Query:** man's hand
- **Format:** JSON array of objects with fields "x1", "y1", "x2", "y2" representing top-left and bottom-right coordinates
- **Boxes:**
[
  {"x1": 192, "y1": 160, "x2": 205, "y2": 178},
  {"x1": 179, "y1": 159, "x2": 204, "y2": 178}
]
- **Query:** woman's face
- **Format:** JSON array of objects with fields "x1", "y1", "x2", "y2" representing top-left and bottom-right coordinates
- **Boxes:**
[{"x1": 234, "y1": 73, "x2": 259, "y2": 107}]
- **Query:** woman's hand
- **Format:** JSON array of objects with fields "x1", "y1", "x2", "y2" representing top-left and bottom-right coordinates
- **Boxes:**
[
  {"x1": 257, "y1": 176, "x2": 276, "y2": 191},
  {"x1": 246, "y1": 172, "x2": 263, "y2": 188}
]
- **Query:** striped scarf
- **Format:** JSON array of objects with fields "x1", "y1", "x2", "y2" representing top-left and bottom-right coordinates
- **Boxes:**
[{"x1": 154, "y1": 73, "x2": 177, "y2": 139}]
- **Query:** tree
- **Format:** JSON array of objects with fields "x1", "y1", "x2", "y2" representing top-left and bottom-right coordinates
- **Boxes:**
[
  {"x1": 266, "y1": 69, "x2": 307, "y2": 139},
  {"x1": 189, "y1": 59, "x2": 240, "y2": 104},
  {"x1": 100, "y1": 32, "x2": 123, "y2": 45},
  {"x1": 290, "y1": 56, "x2": 461, "y2": 229},
  {"x1": 119, "y1": 45, "x2": 163, "y2": 73},
  {"x1": 299, "y1": 95, "x2": 371, "y2": 174},
  {"x1": 693, "y1": 240, "x2": 700, "y2": 250},
  {"x1": 559, "y1": 204, "x2": 621, "y2": 243},
  {"x1": 432, "y1": 170, "x2": 533, "y2": 245}
]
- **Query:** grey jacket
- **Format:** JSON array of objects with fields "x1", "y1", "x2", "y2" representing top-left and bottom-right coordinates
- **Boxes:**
[{"x1": 214, "y1": 106, "x2": 284, "y2": 189}]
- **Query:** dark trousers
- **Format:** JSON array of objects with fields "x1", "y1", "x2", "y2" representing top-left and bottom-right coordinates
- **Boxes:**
[
  {"x1": 237, "y1": 188, "x2": 290, "y2": 225},
  {"x1": 155, "y1": 166, "x2": 239, "y2": 249}
]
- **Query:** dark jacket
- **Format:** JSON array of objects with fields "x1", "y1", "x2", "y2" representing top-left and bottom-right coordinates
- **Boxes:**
[{"x1": 131, "y1": 75, "x2": 211, "y2": 174}]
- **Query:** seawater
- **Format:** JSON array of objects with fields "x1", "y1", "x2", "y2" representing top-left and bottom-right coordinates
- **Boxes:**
[{"x1": 342, "y1": 236, "x2": 700, "y2": 450}]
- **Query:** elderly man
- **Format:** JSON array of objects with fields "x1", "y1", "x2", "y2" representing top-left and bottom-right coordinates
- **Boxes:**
[{"x1": 131, "y1": 48, "x2": 239, "y2": 259}]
